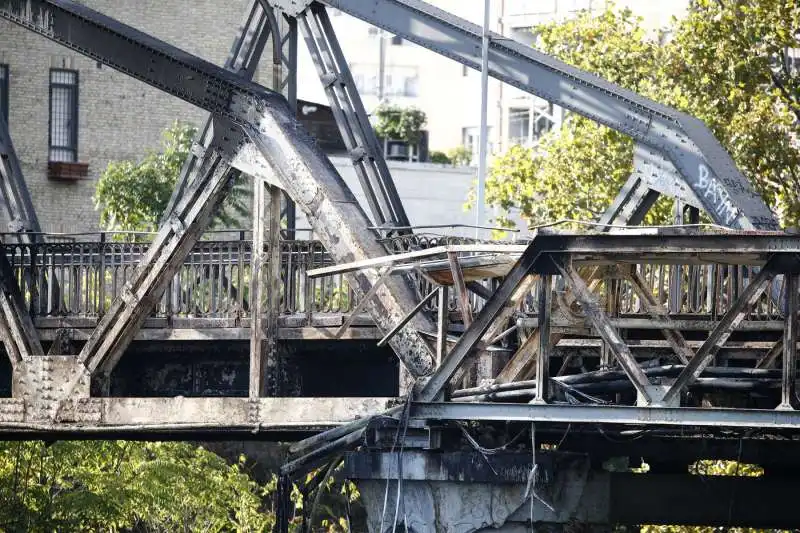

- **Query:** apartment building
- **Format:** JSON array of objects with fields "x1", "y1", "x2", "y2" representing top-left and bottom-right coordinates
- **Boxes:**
[
  {"x1": 296, "y1": 1, "x2": 689, "y2": 163},
  {"x1": 0, "y1": 0, "x2": 274, "y2": 232}
]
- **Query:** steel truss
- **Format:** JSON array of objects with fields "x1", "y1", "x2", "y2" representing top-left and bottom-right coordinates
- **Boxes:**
[
  {"x1": 317, "y1": 231, "x2": 800, "y2": 415},
  {"x1": 0, "y1": 0, "x2": 437, "y2": 412},
  {"x1": 0, "y1": 0, "x2": 793, "y2": 435}
]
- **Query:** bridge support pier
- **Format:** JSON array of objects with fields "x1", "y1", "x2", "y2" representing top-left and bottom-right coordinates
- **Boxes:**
[{"x1": 344, "y1": 448, "x2": 800, "y2": 531}]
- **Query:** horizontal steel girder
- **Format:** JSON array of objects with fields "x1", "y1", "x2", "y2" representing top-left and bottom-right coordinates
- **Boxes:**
[
  {"x1": 321, "y1": 0, "x2": 778, "y2": 230},
  {"x1": 0, "y1": 0, "x2": 436, "y2": 377},
  {"x1": 409, "y1": 402, "x2": 800, "y2": 430},
  {"x1": 0, "y1": 397, "x2": 395, "y2": 435}
]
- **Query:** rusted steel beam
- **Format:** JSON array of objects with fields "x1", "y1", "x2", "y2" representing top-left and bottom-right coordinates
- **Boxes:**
[
  {"x1": 624, "y1": 267, "x2": 693, "y2": 364},
  {"x1": 534, "y1": 275, "x2": 552, "y2": 403},
  {"x1": 662, "y1": 256, "x2": 782, "y2": 405},
  {"x1": 417, "y1": 239, "x2": 543, "y2": 401},
  {"x1": 448, "y1": 252, "x2": 473, "y2": 327},
  {"x1": 778, "y1": 274, "x2": 798, "y2": 410},
  {"x1": 466, "y1": 281, "x2": 493, "y2": 301},
  {"x1": 377, "y1": 289, "x2": 438, "y2": 347},
  {"x1": 756, "y1": 340, "x2": 784, "y2": 370},
  {"x1": 0, "y1": 242, "x2": 44, "y2": 367},
  {"x1": 435, "y1": 286, "x2": 449, "y2": 366},
  {"x1": 555, "y1": 259, "x2": 653, "y2": 404}
]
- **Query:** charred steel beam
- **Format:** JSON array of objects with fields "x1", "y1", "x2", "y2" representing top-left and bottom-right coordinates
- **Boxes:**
[
  {"x1": 417, "y1": 238, "x2": 543, "y2": 401},
  {"x1": 661, "y1": 255, "x2": 783, "y2": 405},
  {"x1": 778, "y1": 273, "x2": 799, "y2": 409},
  {"x1": 554, "y1": 258, "x2": 653, "y2": 404},
  {"x1": 0, "y1": 0, "x2": 436, "y2": 379},
  {"x1": 410, "y1": 401, "x2": 800, "y2": 429}
]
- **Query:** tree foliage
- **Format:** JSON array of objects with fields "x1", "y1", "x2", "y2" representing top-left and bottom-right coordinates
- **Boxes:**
[
  {"x1": 0, "y1": 440, "x2": 274, "y2": 532},
  {"x1": 94, "y1": 122, "x2": 251, "y2": 234},
  {"x1": 373, "y1": 105, "x2": 427, "y2": 144},
  {"x1": 485, "y1": 1, "x2": 800, "y2": 230}
]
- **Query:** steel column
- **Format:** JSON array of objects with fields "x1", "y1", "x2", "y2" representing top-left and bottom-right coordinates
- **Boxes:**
[
  {"x1": 297, "y1": 4, "x2": 409, "y2": 231},
  {"x1": 778, "y1": 274, "x2": 798, "y2": 409},
  {"x1": 435, "y1": 285, "x2": 449, "y2": 365},
  {"x1": 534, "y1": 274, "x2": 551, "y2": 403},
  {"x1": 448, "y1": 252, "x2": 472, "y2": 327},
  {"x1": 249, "y1": 178, "x2": 267, "y2": 397}
]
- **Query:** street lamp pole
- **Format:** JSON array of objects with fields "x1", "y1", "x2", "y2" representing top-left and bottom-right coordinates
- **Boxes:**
[{"x1": 475, "y1": 0, "x2": 491, "y2": 239}]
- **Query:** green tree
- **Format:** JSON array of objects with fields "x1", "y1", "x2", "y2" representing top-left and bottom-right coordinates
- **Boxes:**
[
  {"x1": 484, "y1": 2, "x2": 800, "y2": 230},
  {"x1": 0, "y1": 440, "x2": 274, "y2": 532},
  {"x1": 94, "y1": 122, "x2": 251, "y2": 234},
  {"x1": 374, "y1": 105, "x2": 427, "y2": 144}
]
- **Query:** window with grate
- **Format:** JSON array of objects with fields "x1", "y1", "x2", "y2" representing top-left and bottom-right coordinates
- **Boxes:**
[
  {"x1": 0, "y1": 64, "x2": 8, "y2": 123},
  {"x1": 49, "y1": 69, "x2": 79, "y2": 162}
]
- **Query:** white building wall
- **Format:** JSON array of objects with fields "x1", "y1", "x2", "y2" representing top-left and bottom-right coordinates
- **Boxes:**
[
  {"x1": 294, "y1": 158, "x2": 525, "y2": 240},
  {"x1": 296, "y1": 1, "x2": 505, "y2": 156}
]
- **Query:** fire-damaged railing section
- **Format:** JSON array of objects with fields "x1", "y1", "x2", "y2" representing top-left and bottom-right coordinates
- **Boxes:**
[
  {"x1": 3, "y1": 239, "x2": 349, "y2": 320},
  {"x1": 1, "y1": 236, "x2": 788, "y2": 324}
]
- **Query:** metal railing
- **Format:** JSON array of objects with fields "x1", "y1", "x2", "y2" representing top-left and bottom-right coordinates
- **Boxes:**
[{"x1": 1, "y1": 236, "x2": 785, "y2": 326}]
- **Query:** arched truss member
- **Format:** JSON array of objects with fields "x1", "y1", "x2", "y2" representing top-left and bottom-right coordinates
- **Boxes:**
[{"x1": 297, "y1": 0, "x2": 778, "y2": 231}]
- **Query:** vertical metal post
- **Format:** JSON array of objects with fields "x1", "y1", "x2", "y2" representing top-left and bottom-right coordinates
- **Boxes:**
[
  {"x1": 279, "y1": 13, "x2": 298, "y2": 237},
  {"x1": 448, "y1": 252, "x2": 472, "y2": 327},
  {"x1": 378, "y1": 29, "x2": 386, "y2": 102},
  {"x1": 534, "y1": 274, "x2": 551, "y2": 403},
  {"x1": 249, "y1": 178, "x2": 283, "y2": 397},
  {"x1": 475, "y1": 0, "x2": 491, "y2": 239},
  {"x1": 436, "y1": 285, "x2": 449, "y2": 366},
  {"x1": 249, "y1": 179, "x2": 267, "y2": 398},
  {"x1": 779, "y1": 273, "x2": 798, "y2": 410},
  {"x1": 266, "y1": 186, "x2": 283, "y2": 395},
  {"x1": 669, "y1": 200, "x2": 684, "y2": 313}
]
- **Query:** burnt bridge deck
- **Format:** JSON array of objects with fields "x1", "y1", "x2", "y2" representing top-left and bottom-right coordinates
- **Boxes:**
[{"x1": 5, "y1": 234, "x2": 786, "y2": 345}]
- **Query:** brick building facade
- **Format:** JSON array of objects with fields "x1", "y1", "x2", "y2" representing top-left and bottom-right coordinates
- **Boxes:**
[{"x1": 0, "y1": 1, "x2": 274, "y2": 232}]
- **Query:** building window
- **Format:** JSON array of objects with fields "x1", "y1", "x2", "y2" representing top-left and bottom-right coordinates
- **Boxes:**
[
  {"x1": 0, "y1": 64, "x2": 8, "y2": 123},
  {"x1": 508, "y1": 108, "x2": 531, "y2": 146},
  {"x1": 49, "y1": 69, "x2": 79, "y2": 162},
  {"x1": 462, "y1": 126, "x2": 493, "y2": 165},
  {"x1": 352, "y1": 64, "x2": 419, "y2": 97}
]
